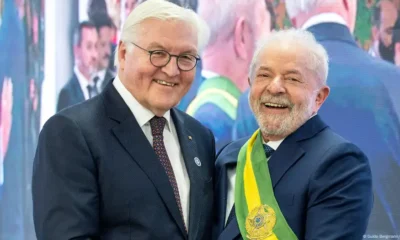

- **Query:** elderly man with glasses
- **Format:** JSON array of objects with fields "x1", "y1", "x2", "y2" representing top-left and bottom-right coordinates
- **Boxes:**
[{"x1": 32, "y1": 1, "x2": 215, "y2": 240}]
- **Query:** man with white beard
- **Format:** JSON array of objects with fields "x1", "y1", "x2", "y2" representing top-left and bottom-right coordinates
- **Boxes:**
[{"x1": 213, "y1": 29, "x2": 373, "y2": 240}]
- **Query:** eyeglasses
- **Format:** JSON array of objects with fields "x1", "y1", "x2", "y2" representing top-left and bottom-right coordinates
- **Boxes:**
[{"x1": 130, "y1": 42, "x2": 200, "y2": 71}]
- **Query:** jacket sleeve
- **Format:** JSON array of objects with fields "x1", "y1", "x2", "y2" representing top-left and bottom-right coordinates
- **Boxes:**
[
  {"x1": 305, "y1": 142, "x2": 373, "y2": 240},
  {"x1": 32, "y1": 114, "x2": 100, "y2": 240}
]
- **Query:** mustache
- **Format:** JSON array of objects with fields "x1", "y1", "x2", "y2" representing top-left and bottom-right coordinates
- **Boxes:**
[{"x1": 258, "y1": 94, "x2": 294, "y2": 107}]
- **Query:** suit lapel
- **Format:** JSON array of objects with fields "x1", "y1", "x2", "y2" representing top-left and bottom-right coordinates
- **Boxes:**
[
  {"x1": 268, "y1": 115, "x2": 327, "y2": 188},
  {"x1": 102, "y1": 84, "x2": 187, "y2": 238},
  {"x1": 218, "y1": 217, "x2": 241, "y2": 240},
  {"x1": 102, "y1": 70, "x2": 114, "y2": 90},
  {"x1": 268, "y1": 142, "x2": 305, "y2": 188},
  {"x1": 71, "y1": 74, "x2": 85, "y2": 103},
  {"x1": 171, "y1": 109, "x2": 204, "y2": 240},
  {"x1": 214, "y1": 162, "x2": 229, "y2": 237}
]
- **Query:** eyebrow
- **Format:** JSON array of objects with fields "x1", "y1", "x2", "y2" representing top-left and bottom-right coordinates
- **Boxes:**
[
  {"x1": 257, "y1": 66, "x2": 273, "y2": 73},
  {"x1": 257, "y1": 66, "x2": 301, "y2": 75},
  {"x1": 283, "y1": 70, "x2": 301, "y2": 75},
  {"x1": 146, "y1": 42, "x2": 198, "y2": 55}
]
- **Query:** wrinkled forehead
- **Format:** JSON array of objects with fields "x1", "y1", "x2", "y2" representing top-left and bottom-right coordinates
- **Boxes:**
[
  {"x1": 256, "y1": 44, "x2": 310, "y2": 71},
  {"x1": 135, "y1": 18, "x2": 198, "y2": 52}
]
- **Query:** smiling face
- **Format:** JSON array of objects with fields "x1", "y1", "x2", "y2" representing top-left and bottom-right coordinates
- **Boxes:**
[
  {"x1": 249, "y1": 43, "x2": 329, "y2": 140},
  {"x1": 117, "y1": 18, "x2": 198, "y2": 116}
]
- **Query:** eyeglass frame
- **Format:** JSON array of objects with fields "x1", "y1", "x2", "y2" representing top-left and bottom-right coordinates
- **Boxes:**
[{"x1": 128, "y1": 42, "x2": 201, "y2": 71}]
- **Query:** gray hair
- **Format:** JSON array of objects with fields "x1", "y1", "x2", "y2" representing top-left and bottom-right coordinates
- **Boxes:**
[
  {"x1": 249, "y1": 28, "x2": 329, "y2": 85},
  {"x1": 114, "y1": 0, "x2": 210, "y2": 67},
  {"x1": 197, "y1": 0, "x2": 258, "y2": 45},
  {"x1": 285, "y1": 0, "x2": 337, "y2": 19}
]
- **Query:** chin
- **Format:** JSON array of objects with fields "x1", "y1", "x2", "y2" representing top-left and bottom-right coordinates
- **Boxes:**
[{"x1": 153, "y1": 101, "x2": 177, "y2": 112}]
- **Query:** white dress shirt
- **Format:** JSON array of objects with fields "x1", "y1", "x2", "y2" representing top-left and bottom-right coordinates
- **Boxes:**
[
  {"x1": 113, "y1": 76, "x2": 191, "y2": 228},
  {"x1": 74, "y1": 66, "x2": 99, "y2": 100},
  {"x1": 225, "y1": 138, "x2": 284, "y2": 224},
  {"x1": 301, "y1": 13, "x2": 347, "y2": 30}
]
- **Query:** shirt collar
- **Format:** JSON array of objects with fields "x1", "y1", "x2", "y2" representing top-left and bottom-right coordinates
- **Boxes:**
[
  {"x1": 265, "y1": 139, "x2": 284, "y2": 151},
  {"x1": 97, "y1": 68, "x2": 107, "y2": 82},
  {"x1": 74, "y1": 65, "x2": 99, "y2": 88},
  {"x1": 74, "y1": 66, "x2": 91, "y2": 88},
  {"x1": 112, "y1": 76, "x2": 172, "y2": 131},
  {"x1": 302, "y1": 13, "x2": 347, "y2": 30}
]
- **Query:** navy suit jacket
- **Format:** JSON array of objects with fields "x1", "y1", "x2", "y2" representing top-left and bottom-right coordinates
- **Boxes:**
[
  {"x1": 56, "y1": 73, "x2": 85, "y2": 112},
  {"x1": 32, "y1": 81, "x2": 216, "y2": 240},
  {"x1": 232, "y1": 23, "x2": 400, "y2": 234},
  {"x1": 215, "y1": 115, "x2": 373, "y2": 240}
]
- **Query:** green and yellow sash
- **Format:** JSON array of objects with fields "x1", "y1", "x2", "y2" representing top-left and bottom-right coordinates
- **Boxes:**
[{"x1": 235, "y1": 129, "x2": 298, "y2": 240}]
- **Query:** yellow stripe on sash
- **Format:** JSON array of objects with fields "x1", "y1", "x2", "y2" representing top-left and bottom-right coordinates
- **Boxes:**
[
  {"x1": 244, "y1": 130, "x2": 279, "y2": 240},
  {"x1": 244, "y1": 130, "x2": 261, "y2": 212}
]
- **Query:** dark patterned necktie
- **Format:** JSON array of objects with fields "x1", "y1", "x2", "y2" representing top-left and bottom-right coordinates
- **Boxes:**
[
  {"x1": 226, "y1": 144, "x2": 275, "y2": 226},
  {"x1": 87, "y1": 76, "x2": 99, "y2": 98},
  {"x1": 149, "y1": 116, "x2": 186, "y2": 230}
]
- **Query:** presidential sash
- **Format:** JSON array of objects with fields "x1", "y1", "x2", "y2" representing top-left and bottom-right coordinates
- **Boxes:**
[{"x1": 235, "y1": 129, "x2": 298, "y2": 240}]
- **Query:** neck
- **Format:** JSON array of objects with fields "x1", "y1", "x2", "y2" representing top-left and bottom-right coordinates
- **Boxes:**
[
  {"x1": 261, "y1": 133, "x2": 285, "y2": 142},
  {"x1": 77, "y1": 65, "x2": 91, "y2": 81},
  {"x1": 202, "y1": 41, "x2": 249, "y2": 92}
]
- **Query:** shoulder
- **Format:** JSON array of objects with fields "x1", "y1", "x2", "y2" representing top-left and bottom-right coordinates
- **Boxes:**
[
  {"x1": 54, "y1": 96, "x2": 104, "y2": 127},
  {"x1": 60, "y1": 76, "x2": 79, "y2": 93},
  {"x1": 307, "y1": 127, "x2": 368, "y2": 166},
  {"x1": 215, "y1": 137, "x2": 249, "y2": 168}
]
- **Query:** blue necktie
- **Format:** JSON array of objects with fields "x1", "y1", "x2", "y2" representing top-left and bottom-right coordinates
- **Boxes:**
[{"x1": 263, "y1": 144, "x2": 275, "y2": 158}]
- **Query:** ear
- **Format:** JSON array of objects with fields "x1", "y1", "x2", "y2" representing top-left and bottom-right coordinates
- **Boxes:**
[
  {"x1": 118, "y1": 41, "x2": 127, "y2": 70},
  {"x1": 248, "y1": 76, "x2": 252, "y2": 86},
  {"x1": 314, "y1": 86, "x2": 330, "y2": 112},
  {"x1": 234, "y1": 17, "x2": 251, "y2": 60}
]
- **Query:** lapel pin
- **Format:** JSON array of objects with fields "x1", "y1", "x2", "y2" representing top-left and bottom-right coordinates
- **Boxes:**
[
  {"x1": 194, "y1": 157, "x2": 201, "y2": 167},
  {"x1": 188, "y1": 136, "x2": 192, "y2": 140}
]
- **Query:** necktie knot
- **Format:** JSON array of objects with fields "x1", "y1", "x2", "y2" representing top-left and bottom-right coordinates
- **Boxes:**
[
  {"x1": 263, "y1": 144, "x2": 275, "y2": 158},
  {"x1": 150, "y1": 116, "x2": 166, "y2": 136}
]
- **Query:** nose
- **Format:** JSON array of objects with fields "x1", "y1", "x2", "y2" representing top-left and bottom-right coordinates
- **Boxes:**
[
  {"x1": 161, "y1": 57, "x2": 180, "y2": 77},
  {"x1": 266, "y1": 76, "x2": 286, "y2": 95},
  {"x1": 92, "y1": 49, "x2": 99, "y2": 61}
]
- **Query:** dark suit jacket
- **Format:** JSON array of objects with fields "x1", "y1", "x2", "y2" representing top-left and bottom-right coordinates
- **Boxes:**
[
  {"x1": 232, "y1": 23, "x2": 400, "y2": 235},
  {"x1": 101, "y1": 69, "x2": 115, "y2": 90},
  {"x1": 215, "y1": 116, "x2": 373, "y2": 240},
  {"x1": 56, "y1": 73, "x2": 85, "y2": 112},
  {"x1": 32, "y1": 81, "x2": 216, "y2": 240}
]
